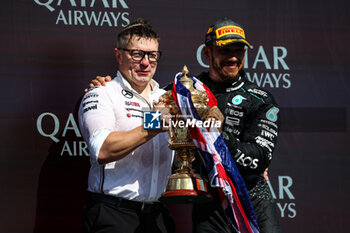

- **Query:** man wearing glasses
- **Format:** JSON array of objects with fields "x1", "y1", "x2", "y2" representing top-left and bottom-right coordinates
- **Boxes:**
[{"x1": 78, "y1": 19, "x2": 175, "y2": 233}]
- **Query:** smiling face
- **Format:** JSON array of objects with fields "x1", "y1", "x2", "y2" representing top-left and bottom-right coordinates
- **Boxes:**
[
  {"x1": 115, "y1": 36, "x2": 159, "y2": 93},
  {"x1": 204, "y1": 43, "x2": 246, "y2": 83}
]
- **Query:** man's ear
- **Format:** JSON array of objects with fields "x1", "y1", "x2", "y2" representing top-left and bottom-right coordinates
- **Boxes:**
[
  {"x1": 114, "y1": 48, "x2": 121, "y2": 63},
  {"x1": 203, "y1": 46, "x2": 211, "y2": 61}
]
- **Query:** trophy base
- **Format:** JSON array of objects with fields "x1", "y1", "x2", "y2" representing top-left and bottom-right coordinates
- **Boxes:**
[
  {"x1": 160, "y1": 190, "x2": 212, "y2": 204},
  {"x1": 159, "y1": 172, "x2": 212, "y2": 204}
]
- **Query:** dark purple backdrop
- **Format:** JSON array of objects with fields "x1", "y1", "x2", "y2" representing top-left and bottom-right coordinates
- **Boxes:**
[{"x1": 1, "y1": 0, "x2": 349, "y2": 232}]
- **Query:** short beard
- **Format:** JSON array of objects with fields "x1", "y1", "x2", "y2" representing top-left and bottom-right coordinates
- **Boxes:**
[{"x1": 211, "y1": 56, "x2": 240, "y2": 83}]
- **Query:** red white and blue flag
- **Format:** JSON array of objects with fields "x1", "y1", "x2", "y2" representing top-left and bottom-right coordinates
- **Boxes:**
[{"x1": 172, "y1": 72, "x2": 260, "y2": 233}]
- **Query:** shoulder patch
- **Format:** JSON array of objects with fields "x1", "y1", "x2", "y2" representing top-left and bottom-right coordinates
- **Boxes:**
[
  {"x1": 87, "y1": 86, "x2": 100, "y2": 92},
  {"x1": 248, "y1": 88, "x2": 268, "y2": 98},
  {"x1": 266, "y1": 107, "x2": 279, "y2": 122}
]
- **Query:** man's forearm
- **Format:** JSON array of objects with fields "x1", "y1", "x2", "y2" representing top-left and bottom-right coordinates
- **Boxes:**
[{"x1": 98, "y1": 126, "x2": 160, "y2": 164}]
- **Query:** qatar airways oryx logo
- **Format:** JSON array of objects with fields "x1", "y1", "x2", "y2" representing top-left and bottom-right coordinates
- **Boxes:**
[{"x1": 33, "y1": 0, "x2": 130, "y2": 27}]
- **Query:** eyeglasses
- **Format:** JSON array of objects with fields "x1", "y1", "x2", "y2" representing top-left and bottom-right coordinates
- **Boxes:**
[{"x1": 118, "y1": 48, "x2": 162, "y2": 62}]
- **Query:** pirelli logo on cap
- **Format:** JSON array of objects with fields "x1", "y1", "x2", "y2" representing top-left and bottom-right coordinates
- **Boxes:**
[{"x1": 216, "y1": 26, "x2": 245, "y2": 39}]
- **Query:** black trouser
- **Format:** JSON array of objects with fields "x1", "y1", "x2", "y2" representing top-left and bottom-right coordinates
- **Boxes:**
[
  {"x1": 249, "y1": 178, "x2": 283, "y2": 233},
  {"x1": 83, "y1": 192, "x2": 175, "y2": 233},
  {"x1": 192, "y1": 177, "x2": 283, "y2": 233},
  {"x1": 192, "y1": 186, "x2": 233, "y2": 233}
]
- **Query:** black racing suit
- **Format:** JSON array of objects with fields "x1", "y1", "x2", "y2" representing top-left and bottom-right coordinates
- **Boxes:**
[{"x1": 191, "y1": 70, "x2": 282, "y2": 233}]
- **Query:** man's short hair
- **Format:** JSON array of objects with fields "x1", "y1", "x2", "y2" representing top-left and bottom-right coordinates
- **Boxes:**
[{"x1": 117, "y1": 18, "x2": 160, "y2": 48}]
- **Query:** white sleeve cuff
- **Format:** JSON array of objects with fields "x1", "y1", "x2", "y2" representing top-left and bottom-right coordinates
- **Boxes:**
[{"x1": 89, "y1": 128, "x2": 112, "y2": 163}]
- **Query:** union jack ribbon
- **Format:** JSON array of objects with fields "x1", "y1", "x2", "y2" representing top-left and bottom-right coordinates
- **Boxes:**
[{"x1": 172, "y1": 72, "x2": 260, "y2": 233}]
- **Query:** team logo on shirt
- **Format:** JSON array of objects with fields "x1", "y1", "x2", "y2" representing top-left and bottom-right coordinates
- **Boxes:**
[
  {"x1": 125, "y1": 101, "x2": 140, "y2": 107},
  {"x1": 143, "y1": 111, "x2": 161, "y2": 129},
  {"x1": 266, "y1": 107, "x2": 279, "y2": 122},
  {"x1": 122, "y1": 89, "x2": 133, "y2": 99},
  {"x1": 232, "y1": 95, "x2": 246, "y2": 105}
]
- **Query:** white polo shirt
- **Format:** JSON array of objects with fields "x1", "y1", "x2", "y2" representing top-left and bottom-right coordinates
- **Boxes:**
[{"x1": 78, "y1": 71, "x2": 173, "y2": 202}]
